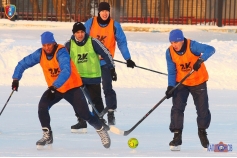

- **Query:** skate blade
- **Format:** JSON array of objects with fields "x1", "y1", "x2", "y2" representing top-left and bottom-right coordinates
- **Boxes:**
[
  {"x1": 170, "y1": 145, "x2": 181, "y2": 151},
  {"x1": 37, "y1": 144, "x2": 52, "y2": 150},
  {"x1": 71, "y1": 128, "x2": 87, "y2": 134}
]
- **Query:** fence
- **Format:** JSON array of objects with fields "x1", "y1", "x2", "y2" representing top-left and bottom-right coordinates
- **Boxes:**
[{"x1": 0, "y1": 0, "x2": 237, "y2": 26}]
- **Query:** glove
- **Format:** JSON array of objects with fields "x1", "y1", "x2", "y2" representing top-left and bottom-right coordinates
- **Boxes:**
[
  {"x1": 126, "y1": 59, "x2": 136, "y2": 68},
  {"x1": 165, "y1": 86, "x2": 174, "y2": 99},
  {"x1": 193, "y1": 58, "x2": 204, "y2": 71},
  {"x1": 110, "y1": 68, "x2": 117, "y2": 81},
  {"x1": 46, "y1": 86, "x2": 56, "y2": 101},
  {"x1": 12, "y1": 80, "x2": 19, "y2": 91}
]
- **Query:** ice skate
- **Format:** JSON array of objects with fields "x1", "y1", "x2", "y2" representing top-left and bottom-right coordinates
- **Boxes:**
[
  {"x1": 198, "y1": 128, "x2": 209, "y2": 149},
  {"x1": 96, "y1": 126, "x2": 111, "y2": 148},
  {"x1": 71, "y1": 117, "x2": 87, "y2": 133},
  {"x1": 36, "y1": 127, "x2": 53, "y2": 150},
  {"x1": 107, "y1": 109, "x2": 115, "y2": 125},
  {"x1": 169, "y1": 130, "x2": 182, "y2": 151}
]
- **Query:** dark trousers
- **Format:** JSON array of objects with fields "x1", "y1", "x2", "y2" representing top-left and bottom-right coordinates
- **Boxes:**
[
  {"x1": 101, "y1": 65, "x2": 117, "y2": 110},
  {"x1": 76, "y1": 84, "x2": 105, "y2": 116},
  {"x1": 38, "y1": 87, "x2": 102, "y2": 130},
  {"x1": 169, "y1": 82, "x2": 211, "y2": 132}
]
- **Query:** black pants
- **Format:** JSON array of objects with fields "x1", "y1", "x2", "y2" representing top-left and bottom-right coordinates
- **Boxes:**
[
  {"x1": 38, "y1": 87, "x2": 102, "y2": 130},
  {"x1": 101, "y1": 65, "x2": 117, "y2": 110},
  {"x1": 169, "y1": 82, "x2": 211, "y2": 132}
]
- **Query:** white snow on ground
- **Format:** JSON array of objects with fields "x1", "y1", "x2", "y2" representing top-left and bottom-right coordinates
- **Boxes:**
[{"x1": 0, "y1": 19, "x2": 236, "y2": 157}]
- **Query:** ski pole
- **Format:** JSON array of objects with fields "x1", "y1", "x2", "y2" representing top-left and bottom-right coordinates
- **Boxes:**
[
  {"x1": 0, "y1": 90, "x2": 15, "y2": 116},
  {"x1": 109, "y1": 69, "x2": 195, "y2": 136},
  {"x1": 113, "y1": 59, "x2": 168, "y2": 76}
]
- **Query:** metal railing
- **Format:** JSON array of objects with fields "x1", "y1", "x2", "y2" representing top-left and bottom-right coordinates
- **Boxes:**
[{"x1": 0, "y1": 0, "x2": 236, "y2": 26}]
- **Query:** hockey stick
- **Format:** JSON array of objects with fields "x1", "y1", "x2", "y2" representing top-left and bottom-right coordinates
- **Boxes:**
[
  {"x1": 113, "y1": 59, "x2": 168, "y2": 76},
  {"x1": 80, "y1": 86, "x2": 110, "y2": 131},
  {"x1": 80, "y1": 86, "x2": 108, "y2": 118},
  {"x1": 109, "y1": 69, "x2": 195, "y2": 136},
  {"x1": 0, "y1": 90, "x2": 15, "y2": 116}
]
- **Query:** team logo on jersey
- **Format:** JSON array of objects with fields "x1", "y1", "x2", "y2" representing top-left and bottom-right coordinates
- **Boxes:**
[
  {"x1": 48, "y1": 68, "x2": 60, "y2": 77},
  {"x1": 78, "y1": 53, "x2": 88, "y2": 63},
  {"x1": 4, "y1": 4, "x2": 16, "y2": 19},
  {"x1": 180, "y1": 62, "x2": 192, "y2": 72},
  {"x1": 96, "y1": 35, "x2": 107, "y2": 44}
]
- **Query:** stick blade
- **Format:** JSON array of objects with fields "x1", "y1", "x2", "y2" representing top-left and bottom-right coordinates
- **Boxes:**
[
  {"x1": 124, "y1": 130, "x2": 131, "y2": 136},
  {"x1": 109, "y1": 126, "x2": 124, "y2": 135}
]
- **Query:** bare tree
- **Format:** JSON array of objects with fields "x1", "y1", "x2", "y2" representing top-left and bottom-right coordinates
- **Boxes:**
[
  {"x1": 29, "y1": 0, "x2": 40, "y2": 20},
  {"x1": 160, "y1": 0, "x2": 169, "y2": 22},
  {"x1": 42, "y1": 0, "x2": 48, "y2": 19},
  {"x1": 52, "y1": 0, "x2": 68, "y2": 21},
  {"x1": 73, "y1": 0, "x2": 92, "y2": 22},
  {"x1": 2, "y1": 0, "x2": 10, "y2": 6}
]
